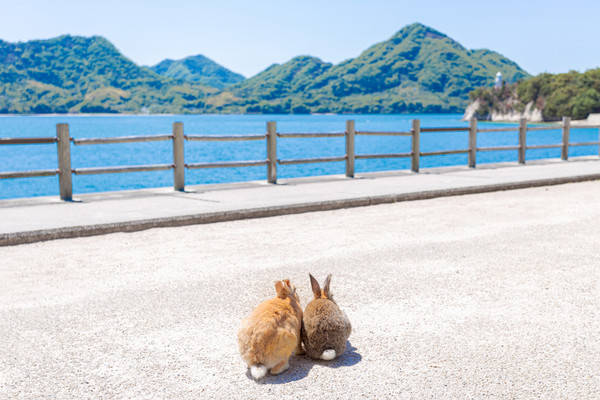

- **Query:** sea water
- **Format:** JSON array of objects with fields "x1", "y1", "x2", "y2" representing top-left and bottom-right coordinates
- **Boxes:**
[{"x1": 0, "y1": 114, "x2": 598, "y2": 199}]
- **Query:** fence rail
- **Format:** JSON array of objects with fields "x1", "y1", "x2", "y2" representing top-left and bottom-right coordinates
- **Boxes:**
[
  {"x1": 72, "y1": 164, "x2": 174, "y2": 175},
  {"x1": 0, "y1": 137, "x2": 57, "y2": 144},
  {"x1": 421, "y1": 127, "x2": 470, "y2": 132},
  {"x1": 0, "y1": 169, "x2": 59, "y2": 179},
  {"x1": 72, "y1": 135, "x2": 173, "y2": 145},
  {"x1": 1, "y1": 117, "x2": 599, "y2": 201},
  {"x1": 421, "y1": 149, "x2": 470, "y2": 157},
  {"x1": 527, "y1": 144, "x2": 563, "y2": 150},
  {"x1": 476, "y1": 127, "x2": 519, "y2": 133},
  {"x1": 355, "y1": 131, "x2": 412, "y2": 136},
  {"x1": 569, "y1": 141, "x2": 600, "y2": 147},
  {"x1": 278, "y1": 156, "x2": 346, "y2": 165},
  {"x1": 477, "y1": 145, "x2": 521, "y2": 152},
  {"x1": 523, "y1": 125, "x2": 561, "y2": 132},
  {"x1": 186, "y1": 160, "x2": 268, "y2": 169},
  {"x1": 277, "y1": 132, "x2": 345, "y2": 138},
  {"x1": 355, "y1": 152, "x2": 412, "y2": 160},
  {"x1": 185, "y1": 134, "x2": 265, "y2": 141}
]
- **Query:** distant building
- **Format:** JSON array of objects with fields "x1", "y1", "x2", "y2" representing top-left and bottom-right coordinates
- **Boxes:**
[{"x1": 494, "y1": 72, "x2": 503, "y2": 89}]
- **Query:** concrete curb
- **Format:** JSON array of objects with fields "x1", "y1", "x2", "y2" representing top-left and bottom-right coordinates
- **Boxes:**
[{"x1": 2, "y1": 172, "x2": 600, "y2": 247}]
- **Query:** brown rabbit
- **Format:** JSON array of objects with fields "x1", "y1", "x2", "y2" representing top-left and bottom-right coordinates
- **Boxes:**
[
  {"x1": 302, "y1": 274, "x2": 352, "y2": 360},
  {"x1": 238, "y1": 279, "x2": 304, "y2": 379}
]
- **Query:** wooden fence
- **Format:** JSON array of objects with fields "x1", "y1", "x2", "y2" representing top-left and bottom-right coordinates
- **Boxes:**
[{"x1": 1, "y1": 117, "x2": 599, "y2": 201}]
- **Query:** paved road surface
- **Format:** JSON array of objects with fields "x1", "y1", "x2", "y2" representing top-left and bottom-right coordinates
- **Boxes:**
[{"x1": 1, "y1": 182, "x2": 599, "y2": 399}]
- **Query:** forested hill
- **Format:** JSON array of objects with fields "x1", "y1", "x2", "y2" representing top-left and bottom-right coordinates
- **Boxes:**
[
  {"x1": 468, "y1": 68, "x2": 600, "y2": 121},
  {"x1": 150, "y1": 55, "x2": 244, "y2": 89},
  {"x1": 213, "y1": 23, "x2": 529, "y2": 113},
  {"x1": 0, "y1": 24, "x2": 529, "y2": 114},
  {"x1": 0, "y1": 35, "x2": 214, "y2": 113}
]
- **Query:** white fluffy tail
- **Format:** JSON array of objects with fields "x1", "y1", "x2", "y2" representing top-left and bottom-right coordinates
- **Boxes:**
[
  {"x1": 250, "y1": 364, "x2": 267, "y2": 380},
  {"x1": 320, "y1": 349, "x2": 336, "y2": 360}
]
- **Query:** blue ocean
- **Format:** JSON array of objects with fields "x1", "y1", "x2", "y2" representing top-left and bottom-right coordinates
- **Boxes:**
[{"x1": 1, "y1": 114, "x2": 598, "y2": 199}]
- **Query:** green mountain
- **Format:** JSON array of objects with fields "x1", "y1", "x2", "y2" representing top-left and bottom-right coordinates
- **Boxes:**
[
  {"x1": 0, "y1": 35, "x2": 214, "y2": 113},
  {"x1": 468, "y1": 68, "x2": 600, "y2": 121},
  {"x1": 0, "y1": 24, "x2": 529, "y2": 114},
  {"x1": 214, "y1": 23, "x2": 529, "y2": 113},
  {"x1": 150, "y1": 54, "x2": 244, "y2": 89}
]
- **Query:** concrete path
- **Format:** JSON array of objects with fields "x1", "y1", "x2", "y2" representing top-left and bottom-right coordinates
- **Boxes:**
[
  {"x1": 2, "y1": 157, "x2": 600, "y2": 246},
  {"x1": 1, "y1": 181, "x2": 599, "y2": 399}
]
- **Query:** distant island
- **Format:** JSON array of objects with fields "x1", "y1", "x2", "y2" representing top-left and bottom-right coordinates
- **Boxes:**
[
  {"x1": 0, "y1": 23, "x2": 528, "y2": 114},
  {"x1": 465, "y1": 68, "x2": 600, "y2": 122},
  {"x1": 149, "y1": 55, "x2": 245, "y2": 90}
]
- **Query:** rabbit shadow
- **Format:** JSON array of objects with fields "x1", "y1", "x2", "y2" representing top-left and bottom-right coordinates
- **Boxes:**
[
  {"x1": 252, "y1": 341, "x2": 361, "y2": 385},
  {"x1": 317, "y1": 342, "x2": 362, "y2": 369},
  {"x1": 248, "y1": 354, "x2": 313, "y2": 384}
]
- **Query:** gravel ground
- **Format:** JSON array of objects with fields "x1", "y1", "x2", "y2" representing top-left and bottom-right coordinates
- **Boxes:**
[{"x1": 1, "y1": 182, "x2": 599, "y2": 399}]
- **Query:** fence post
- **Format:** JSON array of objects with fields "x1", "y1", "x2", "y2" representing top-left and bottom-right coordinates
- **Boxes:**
[
  {"x1": 469, "y1": 117, "x2": 477, "y2": 168},
  {"x1": 345, "y1": 120, "x2": 355, "y2": 178},
  {"x1": 56, "y1": 123, "x2": 72, "y2": 201},
  {"x1": 411, "y1": 119, "x2": 420, "y2": 172},
  {"x1": 518, "y1": 118, "x2": 527, "y2": 164},
  {"x1": 267, "y1": 121, "x2": 277, "y2": 183},
  {"x1": 562, "y1": 116, "x2": 570, "y2": 161},
  {"x1": 173, "y1": 122, "x2": 185, "y2": 191}
]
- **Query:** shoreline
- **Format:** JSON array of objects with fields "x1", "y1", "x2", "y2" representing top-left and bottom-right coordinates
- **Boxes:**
[{"x1": 0, "y1": 112, "x2": 464, "y2": 118}]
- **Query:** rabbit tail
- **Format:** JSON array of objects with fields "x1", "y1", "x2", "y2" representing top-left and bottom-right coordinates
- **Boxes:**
[
  {"x1": 321, "y1": 349, "x2": 336, "y2": 360},
  {"x1": 250, "y1": 364, "x2": 268, "y2": 380}
]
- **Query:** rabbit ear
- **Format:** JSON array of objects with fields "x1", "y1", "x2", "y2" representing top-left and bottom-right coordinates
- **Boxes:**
[
  {"x1": 283, "y1": 279, "x2": 291, "y2": 287},
  {"x1": 309, "y1": 274, "x2": 321, "y2": 299},
  {"x1": 275, "y1": 280, "x2": 290, "y2": 299},
  {"x1": 323, "y1": 274, "x2": 332, "y2": 298}
]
